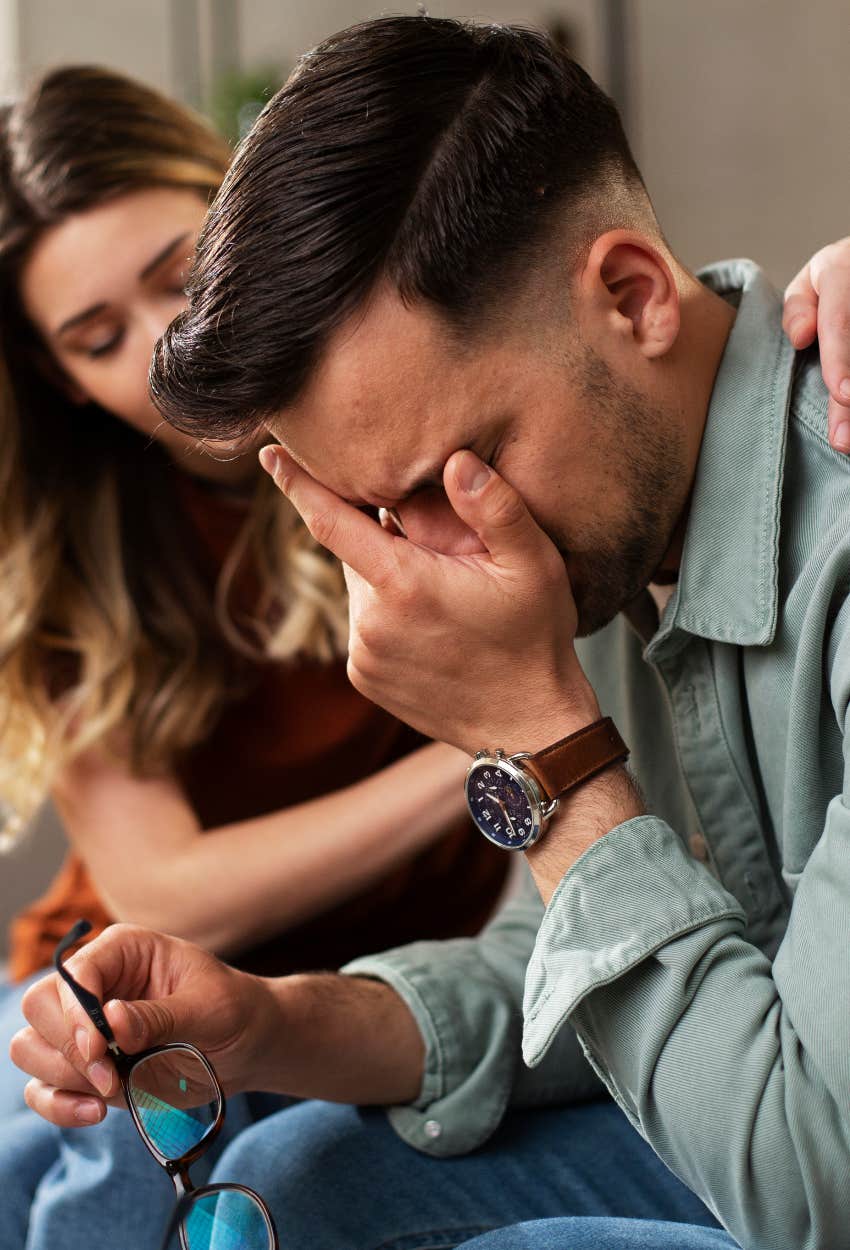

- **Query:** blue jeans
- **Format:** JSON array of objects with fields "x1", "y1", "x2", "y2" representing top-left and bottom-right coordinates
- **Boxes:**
[
  {"x1": 0, "y1": 973, "x2": 44, "y2": 1119},
  {"x1": 0, "y1": 1092, "x2": 288, "y2": 1250},
  {"x1": 458, "y1": 1220, "x2": 737, "y2": 1249},
  {"x1": 1, "y1": 1023, "x2": 738, "y2": 1250},
  {"x1": 208, "y1": 1098, "x2": 739, "y2": 1250}
]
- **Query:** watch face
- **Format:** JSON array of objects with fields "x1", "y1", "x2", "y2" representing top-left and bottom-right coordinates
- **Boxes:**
[{"x1": 465, "y1": 757, "x2": 539, "y2": 849}]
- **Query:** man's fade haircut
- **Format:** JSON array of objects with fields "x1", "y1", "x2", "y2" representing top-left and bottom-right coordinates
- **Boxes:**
[{"x1": 150, "y1": 15, "x2": 645, "y2": 442}]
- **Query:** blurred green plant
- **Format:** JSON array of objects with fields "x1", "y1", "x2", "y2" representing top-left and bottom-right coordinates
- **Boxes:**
[{"x1": 209, "y1": 65, "x2": 286, "y2": 144}]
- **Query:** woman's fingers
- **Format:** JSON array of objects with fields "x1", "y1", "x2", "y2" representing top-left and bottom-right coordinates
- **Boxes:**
[{"x1": 784, "y1": 240, "x2": 850, "y2": 452}]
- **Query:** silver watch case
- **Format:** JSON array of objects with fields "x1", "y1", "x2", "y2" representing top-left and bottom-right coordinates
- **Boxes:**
[{"x1": 464, "y1": 749, "x2": 560, "y2": 851}]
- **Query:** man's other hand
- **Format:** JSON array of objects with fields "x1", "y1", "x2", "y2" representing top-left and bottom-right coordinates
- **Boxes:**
[
  {"x1": 783, "y1": 237, "x2": 850, "y2": 452},
  {"x1": 9, "y1": 924, "x2": 275, "y2": 1127}
]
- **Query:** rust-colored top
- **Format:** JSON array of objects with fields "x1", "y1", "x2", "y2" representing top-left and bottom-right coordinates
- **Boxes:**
[{"x1": 8, "y1": 477, "x2": 506, "y2": 981}]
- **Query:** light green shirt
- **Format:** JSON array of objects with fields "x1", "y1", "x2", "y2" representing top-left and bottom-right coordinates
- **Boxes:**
[{"x1": 345, "y1": 260, "x2": 850, "y2": 1250}]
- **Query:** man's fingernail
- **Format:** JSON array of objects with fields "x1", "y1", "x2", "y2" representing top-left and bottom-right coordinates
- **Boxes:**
[
  {"x1": 456, "y1": 452, "x2": 491, "y2": 494},
  {"x1": 74, "y1": 1098, "x2": 103, "y2": 1124},
  {"x1": 88, "y1": 1060, "x2": 113, "y2": 1096},
  {"x1": 840, "y1": 378, "x2": 850, "y2": 401},
  {"x1": 259, "y1": 446, "x2": 279, "y2": 477},
  {"x1": 833, "y1": 420, "x2": 850, "y2": 452},
  {"x1": 75, "y1": 1027, "x2": 91, "y2": 1064}
]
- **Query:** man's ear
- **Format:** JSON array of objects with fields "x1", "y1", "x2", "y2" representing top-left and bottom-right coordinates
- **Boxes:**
[{"x1": 580, "y1": 230, "x2": 681, "y2": 359}]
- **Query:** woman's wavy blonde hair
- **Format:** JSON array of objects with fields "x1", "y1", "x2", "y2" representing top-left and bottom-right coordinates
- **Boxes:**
[{"x1": 0, "y1": 66, "x2": 348, "y2": 845}]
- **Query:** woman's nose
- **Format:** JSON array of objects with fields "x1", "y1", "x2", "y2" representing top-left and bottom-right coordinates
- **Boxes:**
[{"x1": 395, "y1": 487, "x2": 487, "y2": 556}]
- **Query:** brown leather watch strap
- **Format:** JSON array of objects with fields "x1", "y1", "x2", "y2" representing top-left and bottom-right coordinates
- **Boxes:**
[{"x1": 522, "y1": 717, "x2": 629, "y2": 802}]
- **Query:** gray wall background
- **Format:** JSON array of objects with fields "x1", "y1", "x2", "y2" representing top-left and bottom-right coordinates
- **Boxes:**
[{"x1": 1, "y1": 0, "x2": 848, "y2": 956}]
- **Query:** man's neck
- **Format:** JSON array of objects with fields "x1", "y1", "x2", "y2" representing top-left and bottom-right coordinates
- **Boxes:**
[{"x1": 652, "y1": 274, "x2": 738, "y2": 581}]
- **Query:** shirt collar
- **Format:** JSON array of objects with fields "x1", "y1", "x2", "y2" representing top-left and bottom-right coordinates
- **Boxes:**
[{"x1": 647, "y1": 259, "x2": 796, "y2": 657}]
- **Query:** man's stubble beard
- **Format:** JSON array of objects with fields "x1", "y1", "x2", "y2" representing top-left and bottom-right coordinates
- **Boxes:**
[{"x1": 554, "y1": 356, "x2": 688, "y2": 637}]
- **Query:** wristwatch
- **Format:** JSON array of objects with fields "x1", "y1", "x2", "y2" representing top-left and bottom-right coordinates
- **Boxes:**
[{"x1": 465, "y1": 717, "x2": 629, "y2": 850}]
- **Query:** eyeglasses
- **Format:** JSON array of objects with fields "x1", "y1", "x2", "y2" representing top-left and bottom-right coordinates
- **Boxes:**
[{"x1": 55, "y1": 919, "x2": 279, "y2": 1250}]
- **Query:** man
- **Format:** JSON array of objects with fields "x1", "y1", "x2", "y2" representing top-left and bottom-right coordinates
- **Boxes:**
[{"x1": 11, "y1": 17, "x2": 850, "y2": 1250}]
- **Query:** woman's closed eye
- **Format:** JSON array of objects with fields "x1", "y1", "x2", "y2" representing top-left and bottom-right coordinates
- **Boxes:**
[{"x1": 85, "y1": 329, "x2": 125, "y2": 359}]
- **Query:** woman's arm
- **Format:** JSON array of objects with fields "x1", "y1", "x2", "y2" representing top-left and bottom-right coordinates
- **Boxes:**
[{"x1": 51, "y1": 739, "x2": 470, "y2": 956}]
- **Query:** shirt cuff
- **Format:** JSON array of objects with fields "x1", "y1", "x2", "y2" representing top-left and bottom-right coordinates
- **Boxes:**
[
  {"x1": 342, "y1": 941, "x2": 519, "y2": 1157},
  {"x1": 522, "y1": 815, "x2": 747, "y2": 1067}
]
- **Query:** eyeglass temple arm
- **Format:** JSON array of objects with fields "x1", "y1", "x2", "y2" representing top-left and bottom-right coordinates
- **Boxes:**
[
  {"x1": 157, "y1": 1194, "x2": 194, "y2": 1250},
  {"x1": 53, "y1": 919, "x2": 120, "y2": 1054}
]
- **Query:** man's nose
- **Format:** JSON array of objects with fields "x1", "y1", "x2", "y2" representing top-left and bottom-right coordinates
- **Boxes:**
[{"x1": 395, "y1": 487, "x2": 487, "y2": 556}]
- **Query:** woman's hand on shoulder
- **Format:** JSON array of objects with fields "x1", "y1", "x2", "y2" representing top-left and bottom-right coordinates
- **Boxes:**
[{"x1": 783, "y1": 237, "x2": 850, "y2": 451}]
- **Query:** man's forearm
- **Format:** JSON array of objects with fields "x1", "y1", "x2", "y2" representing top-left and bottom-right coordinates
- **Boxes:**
[{"x1": 249, "y1": 971, "x2": 426, "y2": 1105}]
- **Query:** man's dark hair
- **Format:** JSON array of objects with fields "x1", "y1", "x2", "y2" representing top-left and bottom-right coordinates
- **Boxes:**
[{"x1": 150, "y1": 15, "x2": 644, "y2": 441}]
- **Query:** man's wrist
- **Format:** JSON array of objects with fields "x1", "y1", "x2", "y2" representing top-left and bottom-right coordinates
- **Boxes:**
[
  {"x1": 234, "y1": 971, "x2": 292, "y2": 1096},
  {"x1": 498, "y1": 683, "x2": 602, "y2": 757},
  {"x1": 246, "y1": 971, "x2": 426, "y2": 1105},
  {"x1": 525, "y1": 764, "x2": 644, "y2": 902}
]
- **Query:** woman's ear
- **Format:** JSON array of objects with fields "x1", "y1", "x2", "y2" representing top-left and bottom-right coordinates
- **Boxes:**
[{"x1": 580, "y1": 230, "x2": 681, "y2": 360}]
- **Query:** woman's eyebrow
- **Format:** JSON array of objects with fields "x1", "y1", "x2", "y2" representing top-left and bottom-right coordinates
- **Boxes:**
[
  {"x1": 138, "y1": 231, "x2": 192, "y2": 281},
  {"x1": 55, "y1": 232, "x2": 193, "y2": 338}
]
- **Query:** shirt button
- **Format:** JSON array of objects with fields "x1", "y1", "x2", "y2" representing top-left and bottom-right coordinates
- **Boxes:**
[
  {"x1": 689, "y1": 833, "x2": 709, "y2": 862},
  {"x1": 424, "y1": 1119, "x2": 442, "y2": 1140}
]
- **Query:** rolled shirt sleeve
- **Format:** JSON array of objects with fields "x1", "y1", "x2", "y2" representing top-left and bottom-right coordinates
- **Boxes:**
[
  {"x1": 343, "y1": 868, "x2": 601, "y2": 1157},
  {"x1": 523, "y1": 772, "x2": 850, "y2": 1248}
]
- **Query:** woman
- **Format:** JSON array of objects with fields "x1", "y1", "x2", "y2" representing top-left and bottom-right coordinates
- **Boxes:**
[{"x1": 0, "y1": 62, "x2": 506, "y2": 1123}]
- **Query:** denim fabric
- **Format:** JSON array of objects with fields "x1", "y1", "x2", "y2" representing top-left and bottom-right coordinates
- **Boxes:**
[
  {"x1": 0, "y1": 973, "x2": 45, "y2": 1119},
  {"x1": 206, "y1": 1098, "x2": 725, "y2": 1250},
  {"x1": 457, "y1": 1218, "x2": 738, "y2": 1250},
  {"x1": 0, "y1": 1091, "x2": 288, "y2": 1250},
  {"x1": 0, "y1": 1111, "x2": 55, "y2": 1248}
]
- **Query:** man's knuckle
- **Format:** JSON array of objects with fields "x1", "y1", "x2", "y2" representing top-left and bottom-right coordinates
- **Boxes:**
[
  {"x1": 21, "y1": 978, "x2": 48, "y2": 1022},
  {"x1": 307, "y1": 507, "x2": 340, "y2": 550},
  {"x1": 346, "y1": 654, "x2": 371, "y2": 696},
  {"x1": 487, "y1": 486, "x2": 525, "y2": 530},
  {"x1": 147, "y1": 1001, "x2": 175, "y2": 1041},
  {"x1": 356, "y1": 613, "x2": 388, "y2": 655},
  {"x1": 60, "y1": 1035, "x2": 81, "y2": 1069},
  {"x1": 8, "y1": 1027, "x2": 29, "y2": 1069}
]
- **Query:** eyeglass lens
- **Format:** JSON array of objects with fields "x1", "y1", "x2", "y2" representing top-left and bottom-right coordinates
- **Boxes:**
[
  {"x1": 183, "y1": 1189, "x2": 273, "y2": 1250},
  {"x1": 128, "y1": 1049, "x2": 220, "y2": 1161}
]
